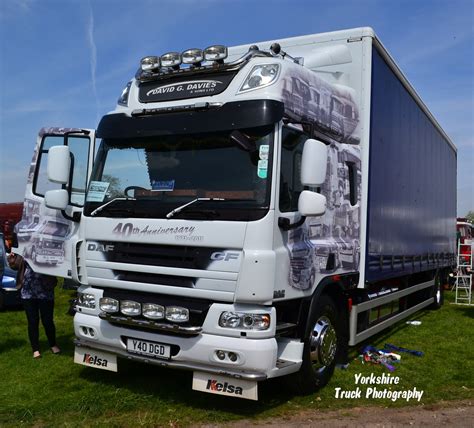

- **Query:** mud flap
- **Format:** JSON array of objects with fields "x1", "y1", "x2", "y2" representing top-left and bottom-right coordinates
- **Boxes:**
[
  {"x1": 192, "y1": 371, "x2": 258, "y2": 400},
  {"x1": 74, "y1": 346, "x2": 117, "y2": 372}
]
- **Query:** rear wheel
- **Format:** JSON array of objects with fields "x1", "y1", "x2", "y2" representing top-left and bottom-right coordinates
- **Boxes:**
[{"x1": 290, "y1": 295, "x2": 341, "y2": 394}]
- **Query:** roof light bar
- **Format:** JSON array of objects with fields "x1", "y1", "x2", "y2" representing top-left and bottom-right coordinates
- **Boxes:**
[
  {"x1": 161, "y1": 52, "x2": 181, "y2": 68},
  {"x1": 182, "y1": 48, "x2": 204, "y2": 65},
  {"x1": 141, "y1": 56, "x2": 161, "y2": 72}
]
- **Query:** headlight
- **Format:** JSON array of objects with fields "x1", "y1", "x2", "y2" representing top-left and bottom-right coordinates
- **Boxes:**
[
  {"x1": 118, "y1": 81, "x2": 132, "y2": 106},
  {"x1": 165, "y1": 306, "x2": 189, "y2": 323},
  {"x1": 238, "y1": 64, "x2": 280, "y2": 93},
  {"x1": 77, "y1": 292, "x2": 96, "y2": 309},
  {"x1": 121, "y1": 300, "x2": 141, "y2": 317},
  {"x1": 99, "y1": 297, "x2": 119, "y2": 313},
  {"x1": 219, "y1": 312, "x2": 271, "y2": 330},
  {"x1": 142, "y1": 303, "x2": 165, "y2": 320}
]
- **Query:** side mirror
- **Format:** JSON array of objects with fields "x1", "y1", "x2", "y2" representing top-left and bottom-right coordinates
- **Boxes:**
[
  {"x1": 45, "y1": 189, "x2": 69, "y2": 210},
  {"x1": 298, "y1": 190, "x2": 326, "y2": 216},
  {"x1": 47, "y1": 145, "x2": 71, "y2": 184},
  {"x1": 301, "y1": 139, "x2": 328, "y2": 186}
]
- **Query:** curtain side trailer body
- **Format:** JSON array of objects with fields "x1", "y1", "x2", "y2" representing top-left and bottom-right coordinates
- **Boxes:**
[{"x1": 16, "y1": 27, "x2": 456, "y2": 400}]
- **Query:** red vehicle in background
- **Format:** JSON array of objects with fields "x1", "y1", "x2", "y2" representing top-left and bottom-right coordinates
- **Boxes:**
[{"x1": 457, "y1": 217, "x2": 473, "y2": 271}]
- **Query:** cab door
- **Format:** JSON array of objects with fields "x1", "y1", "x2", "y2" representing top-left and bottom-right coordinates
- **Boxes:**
[{"x1": 15, "y1": 127, "x2": 96, "y2": 279}]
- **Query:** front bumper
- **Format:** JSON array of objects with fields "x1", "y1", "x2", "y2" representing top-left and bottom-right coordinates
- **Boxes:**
[{"x1": 74, "y1": 312, "x2": 278, "y2": 381}]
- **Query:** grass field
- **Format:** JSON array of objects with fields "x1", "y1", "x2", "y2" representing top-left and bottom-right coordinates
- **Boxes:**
[{"x1": 0, "y1": 288, "x2": 473, "y2": 427}]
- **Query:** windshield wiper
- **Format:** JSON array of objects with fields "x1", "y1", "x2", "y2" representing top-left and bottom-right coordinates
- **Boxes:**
[
  {"x1": 166, "y1": 198, "x2": 225, "y2": 219},
  {"x1": 90, "y1": 197, "x2": 136, "y2": 217}
]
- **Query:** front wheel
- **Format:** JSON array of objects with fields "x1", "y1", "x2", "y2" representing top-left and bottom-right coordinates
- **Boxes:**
[{"x1": 289, "y1": 295, "x2": 341, "y2": 394}]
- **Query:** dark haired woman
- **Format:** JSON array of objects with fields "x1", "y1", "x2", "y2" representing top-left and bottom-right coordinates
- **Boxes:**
[{"x1": 8, "y1": 252, "x2": 61, "y2": 358}]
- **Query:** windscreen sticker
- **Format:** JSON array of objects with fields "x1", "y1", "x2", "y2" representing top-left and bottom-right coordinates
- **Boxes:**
[
  {"x1": 257, "y1": 160, "x2": 268, "y2": 179},
  {"x1": 86, "y1": 181, "x2": 110, "y2": 202},
  {"x1": 259, "y1": 145, "x2": 269, "y2": 160},
  {"x1": 151, "y1": 180, "x2": 175, "y2": 191}
]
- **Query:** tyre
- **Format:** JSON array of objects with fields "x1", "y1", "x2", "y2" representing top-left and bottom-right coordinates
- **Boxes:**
[
  {"x1": 429, "y1": 272, "x2": 444, "y2": 310},
  {"x1": 290, "y1": 295, "x2": 341, "y2": 394}
]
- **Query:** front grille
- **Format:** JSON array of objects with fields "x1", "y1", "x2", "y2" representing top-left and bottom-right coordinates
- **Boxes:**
[
  {"x1": 114, "y1": 271, "x2": 194, "y2": 288},
  {"x1": 95, "y1": 241, "x2": 222, "y2": 270}
]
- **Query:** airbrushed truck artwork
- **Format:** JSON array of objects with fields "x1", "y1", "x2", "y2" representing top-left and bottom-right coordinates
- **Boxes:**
[
  {"x1": 15, "y1": 28, "x2": 456, "y2": 400},
  {"x1": 279, "y1": 68, "x2": 361, "y2": 290}
]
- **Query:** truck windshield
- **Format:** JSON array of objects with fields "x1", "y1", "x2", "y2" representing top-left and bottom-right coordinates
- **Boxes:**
[{"x1": 83, "y1": 124, "x2": 274, "y2": 221}]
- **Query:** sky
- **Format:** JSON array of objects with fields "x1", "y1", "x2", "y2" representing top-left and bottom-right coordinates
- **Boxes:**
[{"x1": 0, "y1": 0, "x2": 473, "y2": 216}]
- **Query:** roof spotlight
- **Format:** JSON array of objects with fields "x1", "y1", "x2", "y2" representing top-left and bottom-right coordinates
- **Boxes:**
[
  {"x1": 204, "y1": 45, "x2": 228, "y2": 63},
  {"x1": 161, "y1": 52, "x2": 182, "y2": 68},
  {"x1": 182, "y1": 48, "x2": 204, "y2": 65},
  {"x1": 140, "y1": 56, "x2": 161, "y2": 72}
]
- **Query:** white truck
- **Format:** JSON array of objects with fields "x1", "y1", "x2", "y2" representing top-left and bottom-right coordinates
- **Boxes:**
[{"x1": 16, "y1": 28, "x2": 456, "y2": 400}]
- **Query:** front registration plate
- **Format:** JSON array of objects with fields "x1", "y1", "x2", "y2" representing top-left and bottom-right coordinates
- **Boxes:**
[{"x1": 126, "y1": 338, "x2": 171, "y2": 359}]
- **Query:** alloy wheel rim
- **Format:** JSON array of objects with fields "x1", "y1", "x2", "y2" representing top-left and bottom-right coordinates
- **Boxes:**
[{"x1": 309, "y1": 315, "x2": 337, "y2": 369}]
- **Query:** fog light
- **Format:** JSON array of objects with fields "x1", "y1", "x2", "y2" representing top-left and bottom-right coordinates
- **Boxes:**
[
  {"x1": 228, "y1": 352, "x2": 238, "y2": 362},
  {"x1": 165, "y1": 306, "x2": 189, "y2": 323},
  {"x1": 161, "y1": 52, "x2": 181, "y2": 68},
  {"x1": 216, "y1": 350, "x2": 226, "y2": 360},
  {"x1": 141, "y1": 56, "x2": 160, "y2": 72},
  {"x1": 99, "y1": 297, "x2": 119, "y2": 313},
  {"x1": 204, "y1": 45, "x2": 227, "y2": 62},
  {"x1": 182, "y1": 48, "x2": 204, "y2": 65},
  {"x1": 142, "y1": 303, "x2": 165, "y2": 320},
  {"x1": 121, "y1": 300, "x2": 141, "y2": 317}
]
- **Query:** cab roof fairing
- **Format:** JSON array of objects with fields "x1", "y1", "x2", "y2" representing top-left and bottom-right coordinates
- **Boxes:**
[{"x1": 109, "y1": 55, "x2": 361, "y2": 145}]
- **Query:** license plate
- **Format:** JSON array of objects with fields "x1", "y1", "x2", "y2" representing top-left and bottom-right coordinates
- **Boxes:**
[
  {"x1": 74, "y1": 346, "x2": 117, "y2": 372},
  {"x1": 126, "y1": 338, "x2": 171, "y2": 359}
]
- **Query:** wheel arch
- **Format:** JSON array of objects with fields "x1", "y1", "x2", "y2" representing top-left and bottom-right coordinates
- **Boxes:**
[{"x1": 299, "y1": 275, "x2": 357, "y2": 361}]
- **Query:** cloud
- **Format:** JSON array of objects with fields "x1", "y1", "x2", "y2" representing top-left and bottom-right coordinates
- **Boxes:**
[
  {"x1": 87, "y1": 0, "x2": 100, "y2": 123},
  {"x1": 0, "y1": 0, "x2": 35, "y2": 18}
]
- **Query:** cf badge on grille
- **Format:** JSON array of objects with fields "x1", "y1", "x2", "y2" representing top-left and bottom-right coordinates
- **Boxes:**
[{"x1": 210, "y1": 251, "x2": 240, "y2": 261}]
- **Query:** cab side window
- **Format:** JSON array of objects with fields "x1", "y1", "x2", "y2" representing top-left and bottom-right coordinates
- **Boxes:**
[
  {"x1": 34, "y1": 136, "x2": 63, "y2": 197},
  {"x1": 279, "y1": 127, "x2": 307, "y2": 212},
  {"x1": 34, "y1": 135, "x2": 90, "y2": 207},
  {"x1": 68, "y1": 137, "x2": 90, "y2": 206}
]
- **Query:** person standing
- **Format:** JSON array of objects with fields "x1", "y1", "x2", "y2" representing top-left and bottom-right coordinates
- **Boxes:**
[{"x1": 7, "y1": 252, "x2": 61, "y2": 358}]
